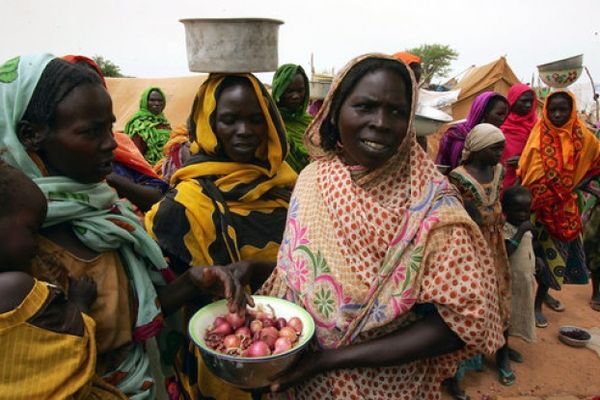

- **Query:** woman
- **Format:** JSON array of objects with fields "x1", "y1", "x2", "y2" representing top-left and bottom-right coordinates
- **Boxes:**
[
  {"x1": 125, "y1": 86, "x2": 172, "y2": 165},
  {"x1": 145, "y1": 73, "x2": 297, "y2": 399},
  {"x1": 258, "y1": 54, "x2": 503, "y2": 399},
  {"x1": 272, "y1": 64, "x2": 313, "y2": 172},
  {"x1": 154, "y1": 123, "x2": 192, "y2": 183},
  {"x1": 518, "y1": 91, "x2": 600, "y2": 327},
  {"x1": 63, "y1": 55, "x2": 168, "y2": 211},
  {"x1": 436, "y1": 91, "x2": 509, "y2": 171},
  {"x1": 0, "y1": 54, "x2": 246, "y2": 399},
  {"x1": 449, "y1": 124, "x2": 514, "y2": 386},
  {"x1": 500, "y1": 83, "x2": 537, "y2": 191}
]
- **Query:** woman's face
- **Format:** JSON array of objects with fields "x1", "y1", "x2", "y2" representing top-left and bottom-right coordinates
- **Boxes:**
[
  {"x1": 148, "y1": 90, "x2": 165, "y2": 115},
  {"x1": 337, "y1": 69, "x2": 410, "y2": 170},
  {"x1": 482, "y1": 100, "x2": 509, "y2": 127},
  {"x1": 279, "y1": 73, "x2": 306, "y2": 111},
  {"x1": 38, "y1": 84, "x2": 117, "y2": 183},
  {"x1": 547, "y1": 94, "x2": 572, "y2": 127},
  {"x1": 474, "y1": 141, "x2": 505, "y2": 166},
  {"x1": 512, "y1": 91, "x2": 534, "y2": 116},
  {"x1": 215, "y1": 82, "x2": 268, "y2": 163}
]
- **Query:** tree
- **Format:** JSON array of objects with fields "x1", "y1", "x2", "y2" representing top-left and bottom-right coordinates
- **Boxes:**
[
  {"x1": 92, "y1": 55, "x2": 124, "y2": 77},
  {"x1": 406, "y1": 44, "x2": 458, "y2": 86}
]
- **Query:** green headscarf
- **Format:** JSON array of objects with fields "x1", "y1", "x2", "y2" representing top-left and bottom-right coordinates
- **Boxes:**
[
  {"x1": 272, "y1": 64, "x2": 313, "y2": 172},
  {"x1": 124, "y1": 86, "x2": 171, "y2": 166}
]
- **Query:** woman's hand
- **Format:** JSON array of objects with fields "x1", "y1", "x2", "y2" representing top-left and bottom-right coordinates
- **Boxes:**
[
  {"x1": 188, "y1": 265, "x2": 253, "y2": 314},
  {"x1": 269, "y1": 351, "x2": 329, "y2": 392}
]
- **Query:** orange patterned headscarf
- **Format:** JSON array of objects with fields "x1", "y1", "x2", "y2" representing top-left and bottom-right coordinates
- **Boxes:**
[{"x1": 518, "y1": 91, "x2": 600, "y2": 241}]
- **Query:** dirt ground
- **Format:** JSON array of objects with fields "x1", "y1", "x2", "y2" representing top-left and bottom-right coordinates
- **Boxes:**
[{"x1": 442, "y1": 282, "x2": 600, "y2": 400}]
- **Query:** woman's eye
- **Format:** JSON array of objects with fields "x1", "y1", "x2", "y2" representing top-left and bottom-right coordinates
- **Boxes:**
[
  {"x1": 220, "y1": 116, "x2": 235, "y2": 125},
  {"x1": 250, "y1": 115, "x2": 265, "y2": 124}
]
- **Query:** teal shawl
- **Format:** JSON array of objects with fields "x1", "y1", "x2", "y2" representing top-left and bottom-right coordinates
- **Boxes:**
[{"x1": 0, "y1": 54, "x2": 169, "y2": 400}]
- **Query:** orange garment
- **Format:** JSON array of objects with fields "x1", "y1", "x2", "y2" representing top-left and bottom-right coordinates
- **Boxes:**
[
  {"x1": 113, "y1": 131, "x2": 160, "y2": 179},
  {"x1": 30, "y1": 236, "x2": 133, "y2": 363},
  {"x1": 518, "y1": 91, "x2": 600, "y2": 241},
  {"x1": 392, "y1": 51, "x2": 422, "y2": 65},
  {"x1": 0, "y1": 279, "x2": 125, "y2": 400}
]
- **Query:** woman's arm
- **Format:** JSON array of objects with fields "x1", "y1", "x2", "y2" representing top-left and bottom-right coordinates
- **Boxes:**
[
  {"x1": 106, "y1": 172, "x2": 164, "y2": 211},
  {"x1": 156, "y1": 264, "x2": 254, "y2": 317},
  {"x1": 271, "y1": 311, "x2": 464, "y2": 391},
  {"x1": 131, "y1": 134, "x2": 148, "y2": 156}
]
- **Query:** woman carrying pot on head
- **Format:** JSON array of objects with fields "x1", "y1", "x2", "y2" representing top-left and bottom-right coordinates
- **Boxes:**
[
  {"x1": 252, "y1": 54, "x2": 504, "y2": 399},
  {"x1": 436, "y1": 91, "x2": 509, "y2": 172},
  {"x1": 145, "y1": 73, "x2": 297, "y2": 399},
  {"x1": 272, "y1": 63, "x2": 313, "y2": 173},
  {"x1": 518, "y1": 90, "x2": 600, "y2": 327},
  {"x1": 0, "y1": 54, "x2": 248, "y2": 399}
]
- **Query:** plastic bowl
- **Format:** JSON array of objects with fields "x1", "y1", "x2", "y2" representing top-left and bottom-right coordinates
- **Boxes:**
[
  {"x1": 188, "y1": 296, "x2": 315, "y2": 389},
  {"x1": 558, "y1": 325, "x2": 591, "y2": 347}
]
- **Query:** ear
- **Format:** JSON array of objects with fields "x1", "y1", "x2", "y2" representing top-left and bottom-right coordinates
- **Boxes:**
[{"x1": 17, "y1": 121, "x2": 48, "y2": 152}]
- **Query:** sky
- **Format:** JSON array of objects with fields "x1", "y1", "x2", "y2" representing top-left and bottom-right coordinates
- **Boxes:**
[{"x1": 2, "y1": 0, "x2": 600, "y2": 87}]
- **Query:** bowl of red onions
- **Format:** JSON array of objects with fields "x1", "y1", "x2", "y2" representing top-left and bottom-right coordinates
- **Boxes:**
[{"x1": 188, "y1": 295, "x2": 315, "y2": 389}]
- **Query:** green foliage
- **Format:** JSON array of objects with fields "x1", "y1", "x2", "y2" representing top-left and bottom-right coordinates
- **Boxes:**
[
  {"x1": 92, "y1": 55, "x2": 124, "y2": 77},
  {"x1": 406, "y1": 44, "x2": 459, "y2": 86}
]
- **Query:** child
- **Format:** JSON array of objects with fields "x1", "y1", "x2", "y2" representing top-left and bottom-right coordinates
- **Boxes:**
[
  {"x1": 0, "y1": 161, "x2": 125, "y2": 400},
  {"x1": 502, "y1": 185, "x2": 537, "y2": 344},
  {"x1": 449, "y1": 123, "x2": 514, "y2": 386}
]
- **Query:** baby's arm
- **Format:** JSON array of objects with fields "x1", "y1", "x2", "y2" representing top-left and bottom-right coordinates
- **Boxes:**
[{"x1": 0, "y1": 271, "x2": 35, "y2": 313}]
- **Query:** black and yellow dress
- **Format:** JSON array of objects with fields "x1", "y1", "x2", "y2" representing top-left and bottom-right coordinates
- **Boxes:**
[{"x1": 145, "y1": 73, "x2": 297, "y2": 399}]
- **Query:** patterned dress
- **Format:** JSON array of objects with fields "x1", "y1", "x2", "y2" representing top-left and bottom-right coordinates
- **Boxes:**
[{"x1": 449, "y1": 164, "x2": 512, "y2": 327}]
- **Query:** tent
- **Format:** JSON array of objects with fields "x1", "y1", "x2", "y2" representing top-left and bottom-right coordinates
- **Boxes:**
[
  {"x1": 427, "y1": 57, "x2": 521, "y2": 159},
  {"x1": 106, "y1": 75, "x2": 207, "y2": 132}
]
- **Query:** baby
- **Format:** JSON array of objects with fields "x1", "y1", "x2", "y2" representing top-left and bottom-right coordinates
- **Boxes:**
[{"x1": 0, "y1": 161, "x2": 124, "y2": 399}]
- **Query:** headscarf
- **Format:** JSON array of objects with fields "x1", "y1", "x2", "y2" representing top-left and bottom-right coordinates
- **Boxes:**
[
  {"x1": 153, "y1": 124, "x2": 191, "y2": 183},
  {"x1": 272, "y1": 64, "x2": 313, "y2": 172},
  {"x1": 392, "y1": 51, "x2": 422, "y2": 65},
  {"x1": 124, "y1": 86, "x2": 171, "y2": 165},
  {"x1": 260, "y1": 55, "x2": 502, "y2": 398},
  {"x1": 500, "y1": 83, "x2": 538, "y2": 190},
  {"x1": 62, "y1": 54, "x2": 106, "y2": 87},
  {"x1": 0, "y1": 54, "x2": 169, "y2": 399},
  {"x1": 518, "y1": 91, "x2": 600, "y2": 241},
  {"x1": 460, "y1": 123, "x2": 506, "y2": 163},
  {"x1": 145, "y1": 73, "x2": 297, "y2": 267},
  {"x1": 436, "y1": 91, "x2": 506, "y2": 169}
]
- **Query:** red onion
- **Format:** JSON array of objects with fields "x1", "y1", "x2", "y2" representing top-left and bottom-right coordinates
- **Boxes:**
[
  {"x1": 288, "y1": 317, "x2": 303, "y2": 334},
  {"x1": 273, "y1": 337, "x2": 292, "y2": 354},
  {"x1": 275, "y1": 317, "x2": 287, "y2": 329},
  {"x1": 235, "y1": 326, "x2": 251, "y2": 339},
  {"x1": 250, "y1": 319, "x2": 263, "y2": 334},
  {"x1": 225, "y1": 312, "x2": 245, "y2": 330},
  {"x1": 260, "y1": 326, "x2": 279, "y2": 349},
  {"x1": 223, "y1": 334, "x2": 241, "y2": 349},
  {"x1": 278, "y1": 326, "x2": 298, "y2": 343},
  {"x1": 209, "y1": 321, "x2": 233, "y2": 335},
  {"x1": 245, "y1": 340, "x2": 271, "y2": 357}
]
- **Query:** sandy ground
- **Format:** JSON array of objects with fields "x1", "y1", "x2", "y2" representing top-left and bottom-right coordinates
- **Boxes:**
[{"x1": 442, "y1": 282, "x2": 600, "y2": 399}]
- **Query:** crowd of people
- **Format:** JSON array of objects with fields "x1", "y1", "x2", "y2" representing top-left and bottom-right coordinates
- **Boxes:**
[{"x1": 0, "y1": 50, "x2": 599, "y2": 400}]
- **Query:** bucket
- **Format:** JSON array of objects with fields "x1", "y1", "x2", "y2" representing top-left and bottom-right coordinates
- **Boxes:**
[{"x1": 180, "y1": 18, "x2": 283, "y2": 73}]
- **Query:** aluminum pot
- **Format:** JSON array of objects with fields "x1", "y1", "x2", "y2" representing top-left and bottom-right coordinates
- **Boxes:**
[{"x1": 180, "y1": 18, "x2": 283, "y2": 73}]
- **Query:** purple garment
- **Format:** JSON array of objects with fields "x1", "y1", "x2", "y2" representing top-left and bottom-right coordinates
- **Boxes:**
[{"x1": 435, "y1": 91, "x2": 499, "y2": 170}]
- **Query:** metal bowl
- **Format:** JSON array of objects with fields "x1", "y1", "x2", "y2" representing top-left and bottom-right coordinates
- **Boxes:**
[
  {"x1": 188, "y1": 296, "x2": 315, "y2": 389},
  {"x1": 180, "y1": 18, "x2": 283, "y2": 73},
  {"x1": 537, "y1": 54, "x2": 583, "y2": 72},
  {"x1": 558, "y1": 325, "x2": 591, "y2": 348},
  {"x1": 415, "y1": 105, "x2": 452, "y2": 137},
  {"x1": 309, "y1": 81, "x2": 331, "y2": 99},
  {"x1": 539, "y1": 67, "x2": 583, "y2": 89}
]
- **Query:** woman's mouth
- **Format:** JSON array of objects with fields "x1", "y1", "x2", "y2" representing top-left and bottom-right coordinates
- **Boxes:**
[{"x1": 361, "y1": 139, "x2": 387, "y2": 151}]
